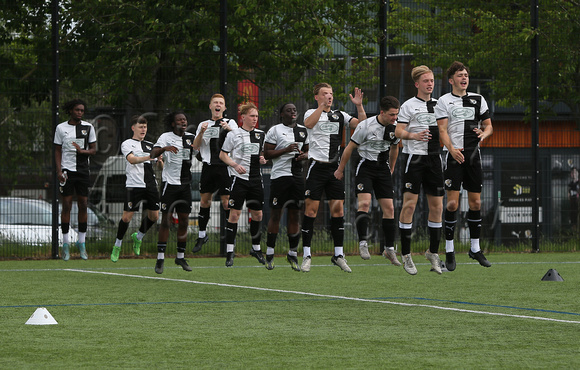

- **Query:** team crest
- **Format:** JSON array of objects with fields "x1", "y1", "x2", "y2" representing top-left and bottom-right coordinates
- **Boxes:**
[
  {"x1": 357, "y1": 183, "x2": 364, "y2": 191},
  {"x1": 255, "y1": 133, "x2": 261, "y2": 140},
  {"x1": 229, "y1": 199, "x2": 235, "y2": 207},
  {"x1": 305, "y1": 189, "x2": 311, "y2": 196},
  {"x1": 299, "y1": 132, "x2": 306, "y2": 138},
  {"x1": 470, "y1": 99, "x2": 478, "y2": 105},
  {"x1": 81, "y1": 130, "x2": 87, "y2": 135},
  {"x1": 161, "y1": 203, "x2": 167, "y2": 211},
  {"x1": 128, "y1": 202, "x2": 133, "y2": 209},
  {"x1": 405, "y1": 183, "x2": 412, "y2": 189},
  {"x1": 272, "y1": 198, "x2": 278, "y2": 206},
  {"x1": 445, "y1": 179, "x2": 452, "y2": 188},
  {"x1": 146, "y1": 145, "x2": 151, "y2": 150},
  {"x1": 330, "y1": 113, "x2": 340, "y2": 121},
  {"x1": 186, "y1": 139, "x2": 192, "y2": 146}
]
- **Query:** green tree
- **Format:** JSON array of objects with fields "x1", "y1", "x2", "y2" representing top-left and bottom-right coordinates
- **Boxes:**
[
  {"x1": 388, "y1": 0, "x2": 580, "y2": 128},
  {"x1": 57, "y1": 0, "x2": 381, "y2": 116}
]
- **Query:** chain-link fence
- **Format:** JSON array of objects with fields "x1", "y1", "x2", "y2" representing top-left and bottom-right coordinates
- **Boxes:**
[{"x1": 1, "y1": 0, "x2": 578, "y2": 259}]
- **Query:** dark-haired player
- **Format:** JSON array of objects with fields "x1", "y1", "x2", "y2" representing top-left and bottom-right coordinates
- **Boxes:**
[
  {"x1": 334, "y1": 96, "x2": 401, "y2": 268},
  {"x1": 435, "y1": 61, "x2": 493, "y2": 269},
  {"x1": 111, "y1": 115, "x2": 162, "y2": 262},
  {"x1": 150, "y1": 111, "x2": 197, "y2": 274},
  {"x1": 263, "y1": 103, "x2": 309, "y2": 270},
  {"x1": 54, "y1": 99, "x2": 96, "y2": 261}
]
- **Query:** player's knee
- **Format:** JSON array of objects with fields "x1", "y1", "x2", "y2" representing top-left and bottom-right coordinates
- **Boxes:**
[{"x1": 446, "y1": 199, "x2": 459, "y2": 211}]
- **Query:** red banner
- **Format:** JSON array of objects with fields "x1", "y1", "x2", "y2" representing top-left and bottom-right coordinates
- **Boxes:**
[{"x1": 237, "y1": 80, "x2": 259, "y2": 127}]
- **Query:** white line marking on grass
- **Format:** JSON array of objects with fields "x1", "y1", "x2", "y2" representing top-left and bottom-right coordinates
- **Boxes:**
[{"x1": 65, "y1": 268, "x2": 580, "y2": 324}]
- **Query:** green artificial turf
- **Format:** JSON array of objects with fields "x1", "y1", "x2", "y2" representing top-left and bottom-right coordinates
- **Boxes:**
[{"x1": 1, "y1": 252, "x2": 579, "y2": 368}]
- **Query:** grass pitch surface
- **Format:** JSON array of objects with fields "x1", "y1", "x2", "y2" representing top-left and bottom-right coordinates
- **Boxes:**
[{"x1": 1, "y1": 252, "x2": 579, "y2": 368}]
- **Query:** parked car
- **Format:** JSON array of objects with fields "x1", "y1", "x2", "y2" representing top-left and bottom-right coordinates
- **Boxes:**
[
  {"x1": 0, "y1": 197, "x2": 77, "y2": 245},
  {"x1": 60, "y1": 202, "x2": 116, "y2": 240}
]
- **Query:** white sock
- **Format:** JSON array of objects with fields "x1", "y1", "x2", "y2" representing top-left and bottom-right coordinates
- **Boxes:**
[
  {"x1": 303, "y1": 247, "x2": 311, "y2": 257},
  {"x1": 199, "y1": 230, "x2": 206, "y2": 238},
  {"x1": 157, "y1": 252, "x2": 164, "y2": 260},
  {"x1": 334, "y1": 246, "x2": 344, "y2": 256},
  {"x1": 386, "y1": 246, "x2": 395, "y2": 251},
  {"x1": 115, "y1": 239, "x2": 122, "y2": 247},
  {"x1": 445, "y1": 240, "x2": 454, "y2": 253},
  {"x1": 252, "y1": 244, "x2": 261, "y2": 251},
  {"x1": 470, "y1": 239, "x2": 481, "y2": 253},
  {"x1": 177, "y1": 252, "x2": 184, "y2": 259},
  {"x1": 359, "y1": 240, "x2": 367, "y2": 246},
  {"x1": 267, "y1": 247, "x2": 275, "y2": 255},
  {"x1": 137, "y1": 231, "x2": 145, "y2": 240},
  {"x1": 78, "y1": 232, "x2": 86, "y2": 244},
  {"x1": 288, "y1": 250, "x2": 298, "y2": 257},
  {"x1": 226, "y1": 244, "x2": 235, "y2": 253},
  {"x1": 63, "y1": 233, "x2": 70, "y2": 245}
]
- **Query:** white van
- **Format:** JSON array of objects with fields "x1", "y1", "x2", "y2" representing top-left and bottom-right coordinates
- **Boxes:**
[{"x1": 90, "y1": 155, "x2": 248, "y2": 233}]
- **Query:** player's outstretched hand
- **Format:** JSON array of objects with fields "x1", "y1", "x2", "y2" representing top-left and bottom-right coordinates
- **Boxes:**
[{"x1": 349, "y1": 87, "x2": 364, "y2": 106}]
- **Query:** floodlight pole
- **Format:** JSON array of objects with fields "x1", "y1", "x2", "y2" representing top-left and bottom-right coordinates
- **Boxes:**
[
  {"x1": 379, "y1": 0, "x2": 388, "y2": 99},
  {"x1": 51, "y1": 0, "x2": 60, "y2": 259},
  {"x1": 531, "y1": 0, "x2": 540, "y2": 252},
  {"x1": 219, "y1": 0, "x2": 228, "y2": 256}
]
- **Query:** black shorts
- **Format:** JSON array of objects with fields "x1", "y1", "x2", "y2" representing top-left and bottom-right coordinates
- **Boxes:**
[
  {"x1": 443, "y1": 149, "x2": 482, "y2": 193},
  {"x1": 124, "y1": 186, "x2": 160, "y2": 212},
  {"x1": 228, "y1": 176, "x2": 264, "y2": 210},
  {"x1": 269, "y1": 176, "x2": 305, "y2": 210},
  {"x1": 304, "y1": 160, "x2": 345, "y2": 201},
  {"x1": 354, "y1": 159, "x2": 394, "y2": 199},
  {"x1": 199, "y1": 163, "x2": 231, "y2": 196},
  {"x1": 401, "y1": 153, "x2": 445, "y2": 196},
  {"x1": 160, "y1": 183, "x2": 192, "y2": 214},
  {"x1": 59, "y1": 170, "x2": 90, "y2": 197}
]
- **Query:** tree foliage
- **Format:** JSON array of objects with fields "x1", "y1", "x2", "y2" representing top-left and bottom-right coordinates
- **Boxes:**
[
  {"x1": 388, "y1": 0, "x2": 580, "y2": 128},
  {"x1": 54, "y1": 0, "x2": 381, "y2": 115}
]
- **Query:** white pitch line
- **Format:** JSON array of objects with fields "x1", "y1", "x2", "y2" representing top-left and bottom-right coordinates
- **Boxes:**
[{"x1": 65, "y1": 268, "x2": 580, "y2": 324}]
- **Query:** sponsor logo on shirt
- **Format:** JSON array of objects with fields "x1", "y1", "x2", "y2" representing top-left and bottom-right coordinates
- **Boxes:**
[
  {"x1": 451, "y1": 107, "x2": 475, "y2": 120},
  {"x1": 241, "y1": 143, "x2": 260, "y2": 155},
  {"x1": 205, "y1": 127, "x2": 220, "y2": 139},
  {"x1": 416, "y1": 113, "x2": 436, "y2": 125},
  {"x1": 319, "y1": 121, "x2": 340, "y2": 134},
  {"x1": 368, "y1": 140, "x2": 389, "y2": 151}
]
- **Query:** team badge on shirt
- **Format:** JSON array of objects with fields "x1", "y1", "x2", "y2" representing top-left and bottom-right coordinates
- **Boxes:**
[
  {"x1": 81, "y1": 130, "x2": 87, "y2": 135},
  {"x1": 186, "y1": 139, "x2": 192, "y2": 146},
  {"x1": 299, "y1": 132, "x2": 306, "y2": 138}
]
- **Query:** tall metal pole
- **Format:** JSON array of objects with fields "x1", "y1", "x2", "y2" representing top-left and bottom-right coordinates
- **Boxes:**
[
  {"x1": 51, "y1": 0, "x2": 60, "y2": 259},
  {"x1": 531, "y1": 0, "x2": 540, "y2": 252},
  {"x1": 219, "y1": 0, "x2": 228, "y2": 256},
  {"x1": 379, "y1": 0, "x2": 388, "y2": 99},
  {"x1": 220, "y1": 0, "x2": 228, "y2": 100}
]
